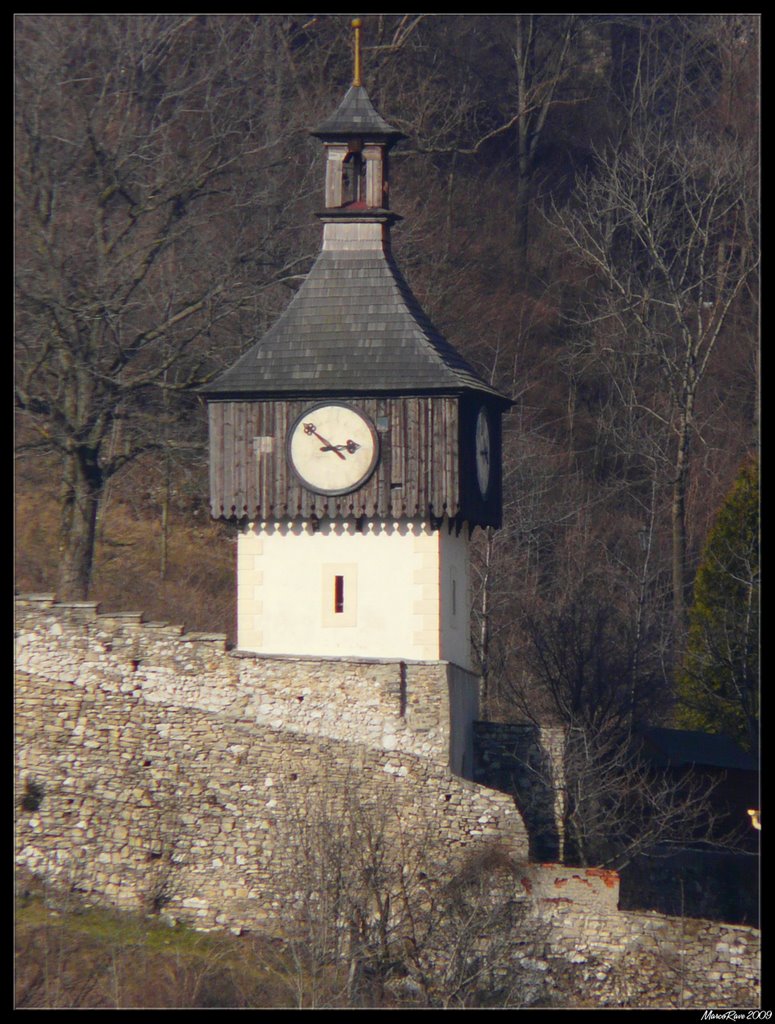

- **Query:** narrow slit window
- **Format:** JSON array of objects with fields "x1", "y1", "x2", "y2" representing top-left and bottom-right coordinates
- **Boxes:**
[{"x1": 322, "y1": 564, "x2": 356, "y2": 627}]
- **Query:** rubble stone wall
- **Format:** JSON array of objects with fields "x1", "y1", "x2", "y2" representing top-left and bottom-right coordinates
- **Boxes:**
[
  {"x1": 14, "y1": 594, "x2": 480, "y2": 773},
  {"x1": 522, "y1": 865, "x2": 760, "y2": 1007},
  {"x1": 14, "y1": 596, "x2": 760, "y2": 1007},
  {"x1": 14, "y1": 595, "x2": 527, "y2": 935},
  {"x1": 473, "y1": 721, "x2": 566, "y2": 861}
]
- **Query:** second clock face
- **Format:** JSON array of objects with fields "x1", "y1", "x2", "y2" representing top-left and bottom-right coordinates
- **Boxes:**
[
  {"x1": 475, "y1": 406, "x2": 491, "y2": 499},
  {"x1": 287, "y1": 402, "x2": 379, "y2": 496}
]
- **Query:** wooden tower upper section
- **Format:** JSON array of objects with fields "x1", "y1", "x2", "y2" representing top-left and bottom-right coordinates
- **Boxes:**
[{"x1": 203, "y1": 20, "x2": 511, "y2": 529}]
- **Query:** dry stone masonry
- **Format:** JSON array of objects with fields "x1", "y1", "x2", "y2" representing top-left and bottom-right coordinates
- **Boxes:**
[
  {"x1": 14, "y1": 595, "x2": 760, "y2": 1007},
  {"x1": 474, "y1": 720, "x2": 567, "y2": 862},
  {"x1": 15, "y1": 594, "x2": 526, "y2": 931},
  {"x1": 523, "y1": 866, "x2": 759, "y2": 1007},
  {"x1": 15, "y1": 595, "x2": 477, "y2": 770}
]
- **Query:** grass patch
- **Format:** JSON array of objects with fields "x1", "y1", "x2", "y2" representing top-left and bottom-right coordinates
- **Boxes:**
[
  {"x1": 15, "y1": 877, "x2": 290, "y2": 1009},
  {"x1": 15, "y1": 450, "x2": 236, "y2": 639}
]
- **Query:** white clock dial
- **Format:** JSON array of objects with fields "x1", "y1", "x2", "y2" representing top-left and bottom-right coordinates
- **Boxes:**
[
  {"x1": 287, "y1": 402, "x2": 379, "y2": 496},
  {"x1": 475, "y1": 407, "x2": 491, "y2": 499}
]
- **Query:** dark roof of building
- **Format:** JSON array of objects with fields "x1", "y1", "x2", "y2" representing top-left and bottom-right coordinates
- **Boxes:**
[
  {"x1": 203, "y1": 245, "x2": 508, "y2": 401},
  {"x1": 310, "y1": 85, "x2": 405, "y2": 142},
  {"x1": 638, "y1": 727, "x2": 758, "y2": 772}
]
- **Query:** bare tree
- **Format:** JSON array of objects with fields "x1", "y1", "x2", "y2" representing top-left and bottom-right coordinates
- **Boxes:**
[
  {"x1": 14, "y1": 15, "x2": 322, "y2": 599},
  {"x1": 396, "y1": 15, "x2": 590, "y2": 266},
  {"x1": 508, "y1": 15, "x2": 582, "y2": 256},
  {"x1": 400, "y1": 845, "x2": 540, "y2": 1008},
  {"x1": 263, "y1": 768, "x2": 542, "y2": 1008},
  {"x1": 551, "y1": 16, "x2": 758, "y2": 632},
  {"x1": 509, "y1": 587, "x2": 735, "y2": 871}
]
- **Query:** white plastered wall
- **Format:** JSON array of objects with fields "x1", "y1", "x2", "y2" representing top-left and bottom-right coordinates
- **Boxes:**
[{"x1": 237, "y1": 518, "x2": 472, "y2": 669}]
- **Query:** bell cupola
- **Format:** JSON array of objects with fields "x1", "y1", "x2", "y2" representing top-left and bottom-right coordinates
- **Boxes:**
[{"x1": 310, "y1": 19, "x2": 404, "y2": 216}]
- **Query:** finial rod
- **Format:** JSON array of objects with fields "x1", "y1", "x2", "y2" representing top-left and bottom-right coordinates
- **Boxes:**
[{"x1": 352, "y1": 18, "x2": 362, "y2": 87}]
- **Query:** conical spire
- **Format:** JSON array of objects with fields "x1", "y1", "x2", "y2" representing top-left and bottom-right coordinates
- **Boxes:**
[
  {"x1": 311, "y1": 19, "x2": 404, "y2": 144},
  {"x1": 310, "y1": 85, "x2": 405, "y2": 143}
]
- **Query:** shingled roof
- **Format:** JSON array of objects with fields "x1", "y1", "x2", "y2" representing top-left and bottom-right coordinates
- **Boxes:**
[
  {"x1": 203, "y1": 244, "x2": 507, "y2": 401},
  {"x1": 310, "y1": 85, "x2": 405, "y2": 142}
]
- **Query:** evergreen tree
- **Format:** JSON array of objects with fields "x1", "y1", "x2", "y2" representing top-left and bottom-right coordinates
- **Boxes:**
[{"x1": 677, "y1": 457, "x2": 759, "y2": 752}]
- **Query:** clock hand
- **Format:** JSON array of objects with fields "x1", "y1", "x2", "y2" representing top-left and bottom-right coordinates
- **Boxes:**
[
  {"x1": 324, "y1": 439, "x2": 361, "y2": 454},
  {"x1": 321, "y1": 440, "x2": 360, "y2": 452},
  {"x1": 303, "y1": 422, "x2": 346, "y2": 460}
]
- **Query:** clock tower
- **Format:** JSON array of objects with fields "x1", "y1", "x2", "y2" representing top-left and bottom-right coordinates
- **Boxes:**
[{"x1": 204, "y1": 20, "x2": 510, "y2": 671}]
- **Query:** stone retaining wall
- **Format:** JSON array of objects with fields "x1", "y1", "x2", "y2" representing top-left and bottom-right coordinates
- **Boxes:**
[
  {"x1": 14, "y1": 595, "x2": 526, "y2": 935},
  {"x1": 15, "y1": 664, "x2": 526, "y2": 933},
  {"x1": 473, "y1": 720, "x2": 566, "y2": 860},
  {"x1": 14, "y1": 594, "x2": 480, "y2": 774},
  {"x1": 522, "y1": 865, "x2": 760, "y2": 1007},
  {"x1": 14, "y1": 596, "x2": 760, "y2": 1007}
]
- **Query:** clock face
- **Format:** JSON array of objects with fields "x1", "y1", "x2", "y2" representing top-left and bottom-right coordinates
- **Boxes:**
[
  {"x1": 475, "y1": 407, "x2": 491, "y2": 499},
  {"x1": 287, "y1": 402, "x2": 379, "y2": 496}
]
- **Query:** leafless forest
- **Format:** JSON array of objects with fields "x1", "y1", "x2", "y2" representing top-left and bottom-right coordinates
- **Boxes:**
[
  {"x1": 15, "y1": 12, "x2": 758, "y2": 856},
  {"x1": 14, "y1": 14, "x2": 760, "y2": 1008}
]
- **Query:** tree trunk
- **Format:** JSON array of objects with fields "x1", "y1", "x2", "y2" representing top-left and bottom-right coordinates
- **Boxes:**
[
  {"x1": 444, "y1": 151, "x2": 457, "y2": 260},
  {"x1": 479, "y1": 528, "x2": 494, "y2": 713},
  {"x1": 671, "y1": 471, "x2": 687, "y2": 633},
  {"x1": 160, "y1": 471, "x2": 170, "y2": 581},
  {"x1": 630, "y1": 476, "x2": 657, "y2": 733},
  {"x1": 56, "y1": 449, "x2": 103, "y2": 601},
  {"x1": 671, "y1": 398, "x2": 694, "y2": 634},
  {"x1": 514, "y1": 172, "x2": 531, "y2": 261},
  {"x1": 513, "y1": 15, "x2": 533, "y2": 262}
]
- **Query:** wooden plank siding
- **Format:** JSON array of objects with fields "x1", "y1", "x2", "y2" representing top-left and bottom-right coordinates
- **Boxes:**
[{"x1": 208, "y1": 397, "x2": 461, "y2": 522}]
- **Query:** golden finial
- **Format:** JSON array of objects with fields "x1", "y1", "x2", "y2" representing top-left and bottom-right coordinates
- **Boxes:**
[{"x1": 352, "y1": 18, "x2": 362, "y2": 88}]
